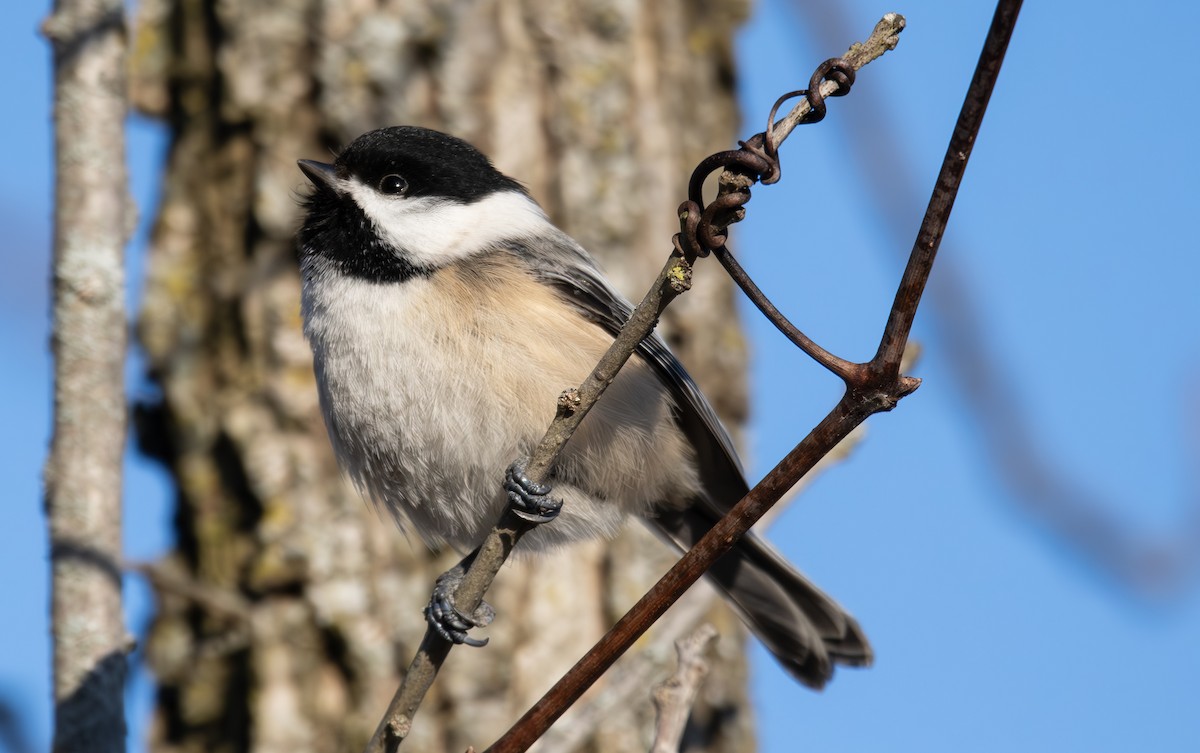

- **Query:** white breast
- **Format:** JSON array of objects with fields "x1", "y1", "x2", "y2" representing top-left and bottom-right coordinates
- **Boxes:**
[{"x1": 301, "y1": 256, "x2": 701, "y2": 552}]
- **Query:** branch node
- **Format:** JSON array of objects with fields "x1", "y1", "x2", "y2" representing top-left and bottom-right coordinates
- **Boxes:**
[
  {"x1": 557, "y1": 388, "x2": 582, "y2": 416},
  {"x1": 667, "y1": 259, "x2": 693, "y2": 293},
  {"x1": 377, "y1": 14, "x2": 923, "y2": 752}
]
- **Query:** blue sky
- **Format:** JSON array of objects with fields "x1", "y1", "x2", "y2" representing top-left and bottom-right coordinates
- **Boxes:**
[{"x1": 3, "y1": 1, "x2": 1198, "y2": 751}]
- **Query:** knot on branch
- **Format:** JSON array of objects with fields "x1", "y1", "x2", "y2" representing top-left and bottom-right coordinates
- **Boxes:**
[{"x1": 672, "y1": 57, "x2": 855, "y2": 261}]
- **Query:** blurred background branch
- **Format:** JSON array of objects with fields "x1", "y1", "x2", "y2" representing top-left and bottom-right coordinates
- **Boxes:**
[
  {"x1": 786, "y1": 0, "x2": 1200, "y2": 598},
  {"x1": 42, "y1": 0, "x2": 131, "y2": 750},
  {"x1": 125, "y1": 1, "x2": 760, "y2": 751}
]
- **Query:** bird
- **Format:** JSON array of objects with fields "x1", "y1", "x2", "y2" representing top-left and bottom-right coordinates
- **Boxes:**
[{"x1": 296, "y1": 125, "x2": 871, "y2": 688}]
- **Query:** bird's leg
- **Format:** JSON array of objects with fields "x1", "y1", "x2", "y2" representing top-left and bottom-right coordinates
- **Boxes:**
[
  {"x1": 425, "y1": 549, "x2": 495, "y2": 647},
  {"x1": 505, "y1": 458, "x2": 562, "y2": 523},
  {"x1": 425, "y1": 460, "x2": 560, "y2": 646}
]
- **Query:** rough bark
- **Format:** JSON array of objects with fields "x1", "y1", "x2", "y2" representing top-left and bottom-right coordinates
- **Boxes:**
[
  {"x1": 43, "y1": 0, "x2": 131, "y2": 751},
  {"x1": 130, "y1": 1, "x2": 753, "y2": 751}
]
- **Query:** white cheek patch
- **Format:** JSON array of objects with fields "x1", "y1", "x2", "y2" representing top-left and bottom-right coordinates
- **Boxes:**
[{"x1": 343, "y1": 180, "x2": 555, "y2": 267}]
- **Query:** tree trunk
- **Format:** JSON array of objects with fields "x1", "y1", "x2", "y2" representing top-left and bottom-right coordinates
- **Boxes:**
[
  {"x1": 130, "y1": 1, "x2": 754, "y2": 751},
  {"x1": 44, "y1": 0, "x2": 130, "y2": 750}
]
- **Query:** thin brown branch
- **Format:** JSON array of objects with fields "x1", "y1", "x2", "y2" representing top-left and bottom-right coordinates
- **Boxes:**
[
  {"x1": 529, "y1": 588, "x2": 715, "y2": 753},
  {"x1": 794, "y1": 0, "x2": 1199, "y2": 599},
  {"x1": 486, "y1": 396, "x2": 885, "y2": 753},
  {"x1": 874, "y1": 1, "x2": 1021, "y2": 373},
  {"x1": 697, "y1": 16, "x2": 905, "y2": 384},
  {"x1": 42, "y1": 0, "x2": 131, "y2": 751},
  {"x1": 532, "y1": 425, "x2": 865, "y2": 753},
  {"x1": 483, "y1": 3, "x2": 1023, "y2": 750},
  {"x1": 712, "y1": 243, "x2": 859, "y2": 380},
  {"x1": 365, "y1": 16, "x2": 907, "y2": 752},
  {"x1": 764, "y1": 14, "x2": 905, "y2": 155}
]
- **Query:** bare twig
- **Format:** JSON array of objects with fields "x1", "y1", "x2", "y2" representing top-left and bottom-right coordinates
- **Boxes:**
[
  {"x1": 366, "y1": 15, "x2": 904, "y2": 753},
  {"x1": 482, "y1": 3, "x2": 1023, "y2": 750},
  {"x1": 533, "y1": 425, "x2": 867, "y2": 753},
  {"x1": 42, "y1": 0, "x2": 131, "y2": 751},
  {"x1": 792, "y1": 0, "x2": 1200, "y2": 600},
  {"x1": 649, "y1": 624, "x2": 719, "y2": 753},
  {"x1": 530, "y1": 578, "x2": 719, "y2": 753},
  {"x1": 127, "y1": 559, "x2": 252, "y2": 622},
  {"x1": 365, "y1": 16, "x2": 906, "y2": 752}
]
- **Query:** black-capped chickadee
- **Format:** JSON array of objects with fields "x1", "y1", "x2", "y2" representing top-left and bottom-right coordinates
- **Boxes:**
[{"x1": 296, "y1": 126, "x2": 871, "y2": 688}]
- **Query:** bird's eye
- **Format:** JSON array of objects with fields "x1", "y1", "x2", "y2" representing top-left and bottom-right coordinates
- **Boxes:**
[{"x1": 379, "y1": 174, "x2": 407, "y2": 195}]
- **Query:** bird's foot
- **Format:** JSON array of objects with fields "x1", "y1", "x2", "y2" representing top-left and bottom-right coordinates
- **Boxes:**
[
  {"x1": 505, "y1": 459, "x2": 562, "y2": 524},
  {"x1": 424, "y1": 561, "x2": 495, "y2": 647}
]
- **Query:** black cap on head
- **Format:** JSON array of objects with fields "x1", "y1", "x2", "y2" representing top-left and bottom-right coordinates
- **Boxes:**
[
  {"x1": 334, "y1": 126, "x2": 525, "y2": 203},
  {"x1": 298, "y1": 126, "x2": 532, "y2": 283}
]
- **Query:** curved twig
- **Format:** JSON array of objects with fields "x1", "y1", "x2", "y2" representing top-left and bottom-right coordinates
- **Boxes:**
[
  {"x1": 365, "y1": 13, "x2": 909, "y2": 753},
  {"x1": 483, "y1": 3, "x2": 1023, "y2": 750}
]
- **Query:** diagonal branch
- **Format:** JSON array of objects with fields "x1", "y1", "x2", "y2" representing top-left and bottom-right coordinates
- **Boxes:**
[
  {"x1": 794, "y1": 0, "x2": 1199, "y2": 600},
  {"x1": 364, "y1": 13, "x2": 907, "y2": 753},
  {"x1": 530, "y1": 423, "x2": 867, "y2": 753},
  {"x1": 483, "y1": 2, "x2": 1023, "y2": 751}
]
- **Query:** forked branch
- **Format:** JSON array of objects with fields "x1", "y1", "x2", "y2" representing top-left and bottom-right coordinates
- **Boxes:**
[
  {"x1": 365, "y1": 10, "x2": 940, "y2": 753},
  {"x1": 482, "y1": 2, "x2": 1023, "y2": 751}
]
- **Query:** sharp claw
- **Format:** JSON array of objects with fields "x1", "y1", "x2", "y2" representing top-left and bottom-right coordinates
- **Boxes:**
[
  {"x1": 420, "y1": 457, "x2": 562, "y2": 649},
  {"x1": 511, "y1": 506, "x2": 562, "y2": 524},
  {"x1": 459, "y1": 633, "x2": 489, "y2": 648},
  {"x1": 424, "y1": 605, "x2": 489, "y2": 647},
  {"x1": 505, "y1": 460, "x2": 562, "y2": 523},
  {"x1": 425, "y1": 564, "x2": 493, "y2": 648}
]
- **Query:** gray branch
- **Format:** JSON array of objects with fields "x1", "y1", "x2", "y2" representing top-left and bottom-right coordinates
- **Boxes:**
[
  {"x1": 42, "y1": 0, "x2": 132, "y2": 751},
  {"x1": 649, "y1": 624, "x2": 719, "y2": 753},
  {"x1": 368, "y1": 13, "x2": 906, "y2": 752}
]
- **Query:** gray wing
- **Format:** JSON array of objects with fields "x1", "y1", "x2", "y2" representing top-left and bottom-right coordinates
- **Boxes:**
[
  {"x1": 512, "y1": 231, "x2": 748, "y2": 500},
  {"x1": 511, "y1": 233, "x2": 874, "y2": 688}
]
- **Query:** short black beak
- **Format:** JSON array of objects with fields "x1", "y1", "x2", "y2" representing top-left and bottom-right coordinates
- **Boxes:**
[{"x1": 298, "y1": 159, "x2": 339, "y2": 192}]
